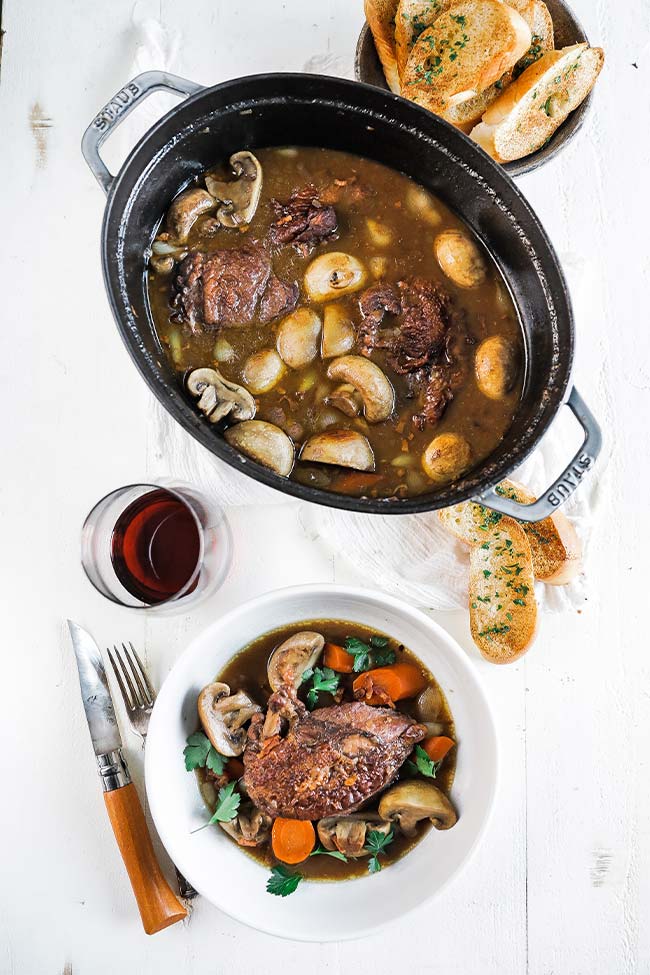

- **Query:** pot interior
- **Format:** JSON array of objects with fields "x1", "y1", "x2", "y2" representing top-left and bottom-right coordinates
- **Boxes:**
[{"x1": 103, "y1": 74, "x2": 573, "y2": 513}]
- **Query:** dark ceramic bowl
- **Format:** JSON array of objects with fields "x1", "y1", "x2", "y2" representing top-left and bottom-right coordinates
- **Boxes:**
[{"x1": 355, "y1": 0, "x2": 593, "y2": 177}]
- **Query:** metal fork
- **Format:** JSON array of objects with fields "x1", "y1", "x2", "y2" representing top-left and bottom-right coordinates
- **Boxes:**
[
  {"x1": 107, "y1": 642, "x2": 154, "y2": 742},
  {"x1": 107, "y1": 641, "x2": 198, "y2": 900}
]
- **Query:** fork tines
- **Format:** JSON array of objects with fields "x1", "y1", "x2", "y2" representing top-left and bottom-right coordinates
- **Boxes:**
[{"x1": 107, "y1": 641, "x2": 155, "y2": 711}]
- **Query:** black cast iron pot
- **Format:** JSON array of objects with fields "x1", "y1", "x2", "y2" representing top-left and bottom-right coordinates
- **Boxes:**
[{"x1": 82, "y1": 70, "x2": 601, "y2": 521}]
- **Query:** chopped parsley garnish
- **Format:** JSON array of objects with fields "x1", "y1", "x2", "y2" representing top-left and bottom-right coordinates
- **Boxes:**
[
  {"x1": 344, "y1": 635, "x2": 396, "y2": 673},
  {"x1": 266, "y1": 865, "x2": 302, "y2": 897},
  {"x1": 183, "y1": 731, "x2": 227, "y2": 775},
  {"x1": 302, "y1": 666, "x2": 340, "y2": 709},
  {"x1": 365, "y1": 829, "x2": 395, "y2": 874},
  {"x1": 542, "y1": 95, "x2": 553, "y2": 116},
  {"x1": 478, "y1": 624, "x2": 511, "y2": 638}
]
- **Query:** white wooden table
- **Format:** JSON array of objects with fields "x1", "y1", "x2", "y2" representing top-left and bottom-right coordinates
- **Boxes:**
[{"x1": 1, "y1": 1, "x2": 648, "y2": 972}]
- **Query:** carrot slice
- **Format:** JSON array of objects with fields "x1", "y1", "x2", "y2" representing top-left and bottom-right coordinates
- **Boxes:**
[
  {"x1": 271, "y1": 817, "x2": 316, "y2": 864},
  {"x1": 422, "y1": 736, "x2": 455, "y2": 763},
  {"x1": 331, "y1": 471, "x2": 384, "y2": 494},
  {"x1": 353, "y1": 663, "x2": 427, "y2": 706},
  {"x1": 323, "y1": 642, "x2": 354, "y2": 673}
]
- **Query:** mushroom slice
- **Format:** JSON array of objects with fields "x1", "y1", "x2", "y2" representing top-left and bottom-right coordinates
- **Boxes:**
[
  {"x1": 435, "y1": 230, "x2": 488, "y2": 289},
  {"x1": 166, "y1": 188, "x2": 215, "y2": 243},
  {"x1": 198, "y1": 681, "x2": 261, "y2": 757},
  {"x1": 276, "y1": 308, "x2": 322, "y2": 369},
  {"x1": 186, "y1": 367, "x2": 256, "y2": 424},
  {"x1": 304, "y1": 252, "x2": 367, "y2": 302},
  {"x1": 317, "y1": 814, "x2": 391, "y2": 857},
  {"x1": 267, "y1": 631, "x2": 325, "y2": 692},
  {"x1": 205, "y1": 151, "x2": 263, "y2": 228},
  {"x1": 220, "y1": 803, "x2": 272, "y2": 847},
  {"x1": 321, "y1": 303, "x2": 356, "y2": 358},
  {"x1": 224, "y1": 420, "x2": 295, "y2": 477},
  {"x1": 243, "y1": 349, "x2": 286, "y2": 394},
  {"x1": 422, "y1": 432, "x2": 472, "y2": 484},
  {"x1": 327, "y1": 355, "x2": 395, "y2": 423},
  {"x1": 378, "y1": 781, "x2": 458, "y2": 837},
  {"x1": 325, "y1": 383, "x2": 363, "y2": 418},
  {"x1": 301, "y1": 430, "x2": 375, "y2": 472}
]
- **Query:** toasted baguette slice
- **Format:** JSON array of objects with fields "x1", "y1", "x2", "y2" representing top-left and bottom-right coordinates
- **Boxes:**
[
  {"x1": 438, "y1": 498, "x2": 512, "y2": 545},
  {"x1": 395, "y1": 0, "x2": 456, "y2": 79},
  {"x1": 513, "y1": 0, "x2": 554, "y2": 76},
  {"x1": 469, "y1": 519, "x2": 537, "y2": 663},
  {"x1": 438, "y1": 480, "x2": 582, "y2": 585},
  {"x1": 470, "y1": 43, "x2": 604, "y2": 162},
  {"x1": 402, "y1": 0, "x2": 531, "y2": 116},
  {"x1": 494, "y1": 479, "x2": 582, "y2": 585},
  {"x1": 445, "y1": 72, "x2": 512, "y2": 129},
  {"x1": 365, "y1": 0, "x2": 402, "y2": 93}
]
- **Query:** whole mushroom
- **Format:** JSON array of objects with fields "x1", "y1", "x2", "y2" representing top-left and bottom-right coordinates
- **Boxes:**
[
  {"x1": 475, "y1": 335, "x2": 519, "y2": 400},
  {"x1": 378, "y1": 780, "x2": 458, "y2": 836},
  {"x1": 422, "y1": 432, "x2": 472, "y2": 484},
  {"x1": 198, "y1": 681, "x2": 261, "y2": 757},
  {"x1": 435, "y1": 230, "x2": 488, "y2": 289},
  {"x1": 186, "y1": 367, "x2": 256, "y2": 424},
  {"x1": 267, "y1": 631, "x2": 325, "y2": 692},
  {"x1": 205, "y1": 151, "x2": 263, "y2": 228},
  {"x1": 304, "y1": 252, "x2": 367, "y2": 302}
]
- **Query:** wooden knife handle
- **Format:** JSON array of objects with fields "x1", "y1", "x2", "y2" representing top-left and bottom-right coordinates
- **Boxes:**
[{"x1": 104, "y1": 782, "x2": 188, "y2": 934}]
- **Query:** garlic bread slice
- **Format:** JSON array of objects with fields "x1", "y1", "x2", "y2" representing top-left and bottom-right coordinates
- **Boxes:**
[{"x1": 469, "y1": 519, "x2": 537, "y2": 664}]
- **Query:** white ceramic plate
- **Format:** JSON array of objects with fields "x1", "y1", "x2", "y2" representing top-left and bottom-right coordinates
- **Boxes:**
[{"x1": 145, "y1": 584, "x2": 498, "y2": 941}]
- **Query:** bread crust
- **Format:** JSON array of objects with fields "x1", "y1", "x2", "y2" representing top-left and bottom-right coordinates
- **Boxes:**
[{"x1": 365, "y1": 0, "x2": 402, "y2": 93}]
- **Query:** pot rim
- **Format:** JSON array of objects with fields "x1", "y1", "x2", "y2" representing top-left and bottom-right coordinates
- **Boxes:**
[{"x1": 98, "y1": 71, "x2": 575, "y2": 515}]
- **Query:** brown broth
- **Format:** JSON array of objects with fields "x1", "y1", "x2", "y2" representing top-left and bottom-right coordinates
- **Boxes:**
[
  {"x1": 148, "y1": 147, "x2": 522, "y2": 499},
  {"x1": 196, "y1": 619, "x2": 456, "y2": 882}
]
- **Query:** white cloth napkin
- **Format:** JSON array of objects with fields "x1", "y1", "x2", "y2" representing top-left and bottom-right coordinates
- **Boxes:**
[{"x1": 120, "y1": 17, "x2": 612, "y2": 611}]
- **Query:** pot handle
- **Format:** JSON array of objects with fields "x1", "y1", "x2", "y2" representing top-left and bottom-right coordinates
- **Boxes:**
[
  {"x1": 475, "y1": 387, "x2": 602, "y2": 523},
  {"x1": 81, "y1": 70, "x2": 203, "y2": 195}
]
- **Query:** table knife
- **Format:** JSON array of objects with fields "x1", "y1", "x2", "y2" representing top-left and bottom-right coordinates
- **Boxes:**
[{"x1": 68, "y1": 619, "x2": 187, "y2": 934}]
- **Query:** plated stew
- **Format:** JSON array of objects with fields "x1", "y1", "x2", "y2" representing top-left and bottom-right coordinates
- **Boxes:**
[
  {"x1": 184, "y1": 621, "x2": 457, "y2": 891},
  {"x1": 149, "y1": 147, "x2": 523, "y2": 499}
]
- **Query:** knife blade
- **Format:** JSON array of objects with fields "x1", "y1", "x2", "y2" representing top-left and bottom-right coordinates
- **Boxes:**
[
  {"x1": 69, "y1": 619, "x2": 122, "y2": 758},
  {"x1": 68, "y1": 620, "x2": 187, "y2": 934}
]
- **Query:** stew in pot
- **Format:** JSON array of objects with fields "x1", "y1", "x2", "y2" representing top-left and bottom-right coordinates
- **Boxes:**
[{"x1": 148, "y1": 147, "x2": 523, "y2": 499}]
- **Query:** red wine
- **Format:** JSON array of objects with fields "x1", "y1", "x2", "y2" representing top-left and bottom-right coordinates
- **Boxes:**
[{"x1": 111, "y1": 489, "x2": 201, "y2": 604}]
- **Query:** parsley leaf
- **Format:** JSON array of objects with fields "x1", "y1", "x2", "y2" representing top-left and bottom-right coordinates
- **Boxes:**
[
  {"x1": 208, "y1": 780, "x2": 241, "y2": 824},
  {"x1": 303, "y1": 666, "x2": 340, "y2": 710},
  {"x1": 183, "y1": 731, "x2": 226, "y2": 775},
  {"x1": 365, "y1": 828, "x2": 394, "y2": 874},
  {"x1": 344, "y1": 635, "x2": 396, "y2": 673},
  {"x1": 406, "y1": 744, "x2": 441, "y2": 779},
  {"x1": 266, "y1": 865, "x2": 302, "y2": 897},
  {"x1": 191, "y1": 780, "x2": 241, "y2": 834},
  {"x1": 309, "y1": 844, "x2": 348, "y2": 862}
]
